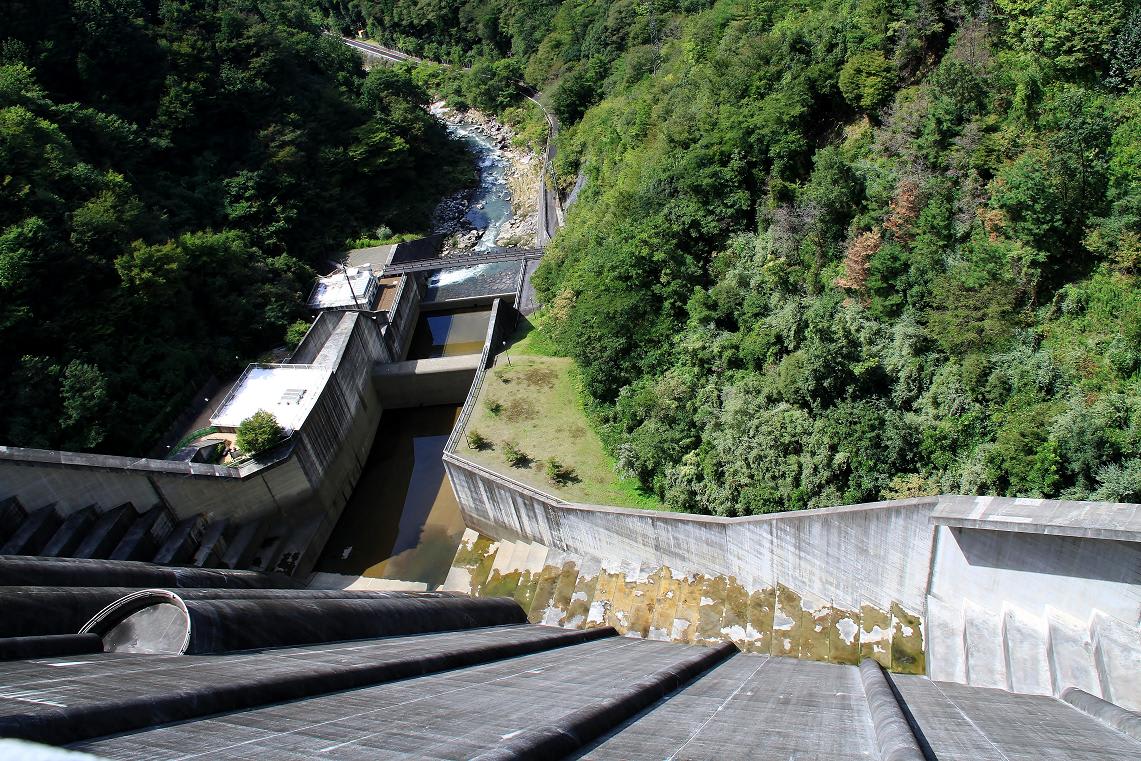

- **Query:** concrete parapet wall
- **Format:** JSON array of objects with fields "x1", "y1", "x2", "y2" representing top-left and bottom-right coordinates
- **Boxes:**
[
  {"x1": 289, "y1": 311, "x2": 340, "y2": 365},
  {"x1": 928, "y1": 524, "x2": 1140, "y2": 629},
  {"x1": 388, "y1": 274, "x2": 421, "y2": 361},
  {"x1": 0, "y1": 447, "x2": 307, "y2": 523}
]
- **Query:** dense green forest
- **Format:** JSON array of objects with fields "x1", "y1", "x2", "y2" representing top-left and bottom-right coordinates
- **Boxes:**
[
  {"x1": 0, "y1": 0, "x2": 470, "y2": 453},
  {"x1": 325, "y1": 0, "x2": 1141, "y2": 511}
]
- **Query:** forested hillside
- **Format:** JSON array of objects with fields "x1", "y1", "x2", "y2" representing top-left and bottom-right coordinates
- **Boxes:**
[
  {"x1": 327, "y1": 0, "x2": 1141, "y2": 512},
  {"x1": 0, "y1": 0, "x2": 469, "y2": 453}
]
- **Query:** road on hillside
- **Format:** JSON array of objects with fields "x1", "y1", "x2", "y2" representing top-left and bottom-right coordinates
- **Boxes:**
[{"x1": 338, "y1": 36, "x2": 563, "y2": 246}]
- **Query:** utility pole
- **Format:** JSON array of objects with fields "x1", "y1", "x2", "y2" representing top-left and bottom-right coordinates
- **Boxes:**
[{"x1": 342, "y1": 263, "x2": 363, "y2": 310}]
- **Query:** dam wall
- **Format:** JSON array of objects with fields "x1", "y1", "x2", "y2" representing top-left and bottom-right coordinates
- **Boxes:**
[{"x1": 441, "y1": 331, "x2": 1139, "y2": 697}]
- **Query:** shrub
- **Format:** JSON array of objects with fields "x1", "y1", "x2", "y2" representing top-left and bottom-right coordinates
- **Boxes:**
[
  {"x1": 502, "y1": 440, "x2": 528, "y2": 466},
  {"x1": 545, "y1": 457, "x2": 577, "y2": 486},
  {"x1": 467, "y1": 429, "x2": 491, "y2": 450},
  {"x1": 284, "y1": 320, "x2": 310, "y2": 350},
  {"x1": 235, "y1": 410, "x2": 285, "y2": 455},
  {"x1": 485, "y1": 398, "x2": 503, "y2": 415}
]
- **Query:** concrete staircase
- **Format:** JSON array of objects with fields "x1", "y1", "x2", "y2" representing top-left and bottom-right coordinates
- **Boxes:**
[
  {"x1": 442, "y1": 529, "x2": 927, "y2": 672},
  {"x1": 0, "y1": 496, "x2": 315, "y2": 578},
  {"x1": 926, "y1": 593, "x2": 1141, "y2": 710}
]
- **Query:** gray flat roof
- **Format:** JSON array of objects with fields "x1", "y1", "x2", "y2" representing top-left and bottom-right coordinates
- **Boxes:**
[{"x1": 932, "y1": 495, "x2": 1141, "y2": 542}]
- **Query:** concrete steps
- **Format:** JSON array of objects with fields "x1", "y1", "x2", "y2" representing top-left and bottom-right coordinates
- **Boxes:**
[
  {"x1": 2, "y1": 505, "x2": 62, "y2": 555},
  {"x1": 74, "y1": 504, "x2": 135, "y2": 559},
  {"x1": 42, "y1": 505, "x2": 98, "y2": 557},
  {"x1": 0, "y1": 497, "x2": 28, "y2": 544},
  {"x1": 154, "y1": 515, "x2": 207, "y2": 565},
  {"x1": 926, "y1": 594, "x2": 1141, "y2": 710},
  {"x1": 0, "y1": 494, "x2": 307, "y2": 579},
  {"x1": 110, "y1": 506, "x2": 173, "y2": 561},
  {"x1": 444, "y1": 529, "x2": 927, "y2": 672}
]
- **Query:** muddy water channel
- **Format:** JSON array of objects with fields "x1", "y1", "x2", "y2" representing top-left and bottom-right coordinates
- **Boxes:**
[{"x1": 316, "y1": 405, "x2": 464, "y2": 587}]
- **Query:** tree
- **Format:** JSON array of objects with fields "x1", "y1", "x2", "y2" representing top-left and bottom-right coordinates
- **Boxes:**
[
  {"x1": 463, "y1": 58, "x2": 522, "y2": 112},
  {"x1": 839, "y1": 51, "x2": 895, "y2": 113},
  {"x1": 235, "y1": 410, "x2": 285, "y2": 454}
]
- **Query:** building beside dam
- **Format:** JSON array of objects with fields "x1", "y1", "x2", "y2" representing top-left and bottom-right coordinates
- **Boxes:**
[{"x1": 0, "y1": 243, "x2": 1139, "y2": 758}]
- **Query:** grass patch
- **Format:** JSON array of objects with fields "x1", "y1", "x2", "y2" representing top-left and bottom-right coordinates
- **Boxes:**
[{"x1": 463, "y1": 323, "x2": 665, "y2": 510}]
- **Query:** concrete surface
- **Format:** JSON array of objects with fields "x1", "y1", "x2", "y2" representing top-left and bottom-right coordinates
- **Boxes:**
[
  {"x1": 373, "y1": 356, "x2": 480, "y2": 409},
  {"x1": 443, "y1": 529, "x2": 927, "y2": 672},
  {"x1": 933, "y1": 495, "x2": 1141, "y2": 542}
]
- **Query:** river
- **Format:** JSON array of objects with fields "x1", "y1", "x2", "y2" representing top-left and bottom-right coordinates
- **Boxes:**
[{"x1": 447, "y1": 120, "x2": 515, "y2": 250}]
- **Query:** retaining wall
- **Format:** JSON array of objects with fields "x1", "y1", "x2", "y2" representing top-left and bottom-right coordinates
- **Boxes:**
[{"x1": 443, "y1": 457, "x2": 937, "y2": 613}]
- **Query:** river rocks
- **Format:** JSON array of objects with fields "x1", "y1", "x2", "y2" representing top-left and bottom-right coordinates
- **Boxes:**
[
  {"x1": 432, "y1": 191, "x2": 473, "y2": 237},
  {"x1": 430, "y1": 101, "x2": 542, "y2": 255}
]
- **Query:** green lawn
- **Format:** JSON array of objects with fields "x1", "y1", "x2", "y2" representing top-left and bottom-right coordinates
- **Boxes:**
[{"x1": 460, "y1": 324, "x2": 664, "y2": 510}]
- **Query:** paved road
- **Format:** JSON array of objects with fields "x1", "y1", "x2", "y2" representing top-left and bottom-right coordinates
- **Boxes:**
[
  {"x1": 340, "y1": 37, "x2": 418, "y2": 64},
  {"x1": 338, "y1": 37, "x2": 563, "y2": 246}
]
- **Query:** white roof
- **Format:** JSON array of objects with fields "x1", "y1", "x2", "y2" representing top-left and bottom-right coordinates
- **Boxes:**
[
  {"x1": 307, "y1": 266, "x2": 375, "y2": 310},
  {"x1": 210, "y1": 365, "x2": 331, "y2": 431}
]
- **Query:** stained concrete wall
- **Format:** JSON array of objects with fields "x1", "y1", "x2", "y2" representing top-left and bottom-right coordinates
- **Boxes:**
[{"x1": 442, "y1": 456, "x2": 938, "y2": 613}]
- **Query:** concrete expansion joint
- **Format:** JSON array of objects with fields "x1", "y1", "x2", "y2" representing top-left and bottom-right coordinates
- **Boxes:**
[
  {"x1": 859, "y1": 658, "x2": 928, "y2": 761},
  {"x1": 471, "y1": 640, "x2": 737, "y2": 760},
  {"x1": 1061, "y1": 687, "x2": 1141, "y2": 743}
]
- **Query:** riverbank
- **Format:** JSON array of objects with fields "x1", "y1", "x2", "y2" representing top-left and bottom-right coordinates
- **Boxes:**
[{"x1": 429, "y1": 102, "x2": 540, "y2": 254}]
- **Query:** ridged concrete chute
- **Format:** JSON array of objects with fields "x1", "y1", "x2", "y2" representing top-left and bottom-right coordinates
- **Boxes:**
[
  {"x1": 179, "y1": 593, "x2": 527, "y2": 653},
  {"x1": 473, "y1": 641, "x2": 738, "y2": 760},
  {"x1": 1062, "y1": 687, "x2": 1141, "y2": 742},
  {"x1": 927, "y1": 591, "x2": 1141, "y2": 711},
  {"x1": 859, "y1": 659, "x2": 927, "y2": 761},
  {"x1": 0, "y1": 634, "x2": 103, "y2": 661},
  {"x1": 0, "y1": 624, "x2": 617, "y2": 745},
  {"x1": 0, "y1": 586, "x2": 138, "y2": 638},
  {"x1": 0, "y1": 555, "x2": 297, "y2": 588}
]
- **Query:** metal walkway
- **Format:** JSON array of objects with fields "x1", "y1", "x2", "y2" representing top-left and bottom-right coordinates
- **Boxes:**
[{"x1": 381, "y1": 247, "x2": 544, "y2": 277}]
